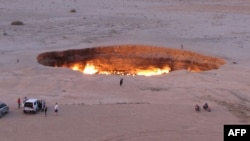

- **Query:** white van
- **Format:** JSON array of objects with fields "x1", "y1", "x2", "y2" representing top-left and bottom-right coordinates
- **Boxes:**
[{"x1": 23, "y1": 99, "x2": 41, "y2": 113}]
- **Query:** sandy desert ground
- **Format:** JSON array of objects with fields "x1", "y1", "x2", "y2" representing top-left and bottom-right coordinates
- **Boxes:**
[{"x1": 0, "y1": 0, "x2": 250, "y2": 141}]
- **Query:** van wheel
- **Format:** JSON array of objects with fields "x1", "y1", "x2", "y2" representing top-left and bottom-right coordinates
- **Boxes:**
[{"x1": 0, "y1": 112, "x2": 3, "y2": 118}]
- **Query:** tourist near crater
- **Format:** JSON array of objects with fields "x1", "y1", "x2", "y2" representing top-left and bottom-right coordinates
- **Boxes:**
[{"x1": 37, "y1": 45, "x2": 225, "y2": 76}]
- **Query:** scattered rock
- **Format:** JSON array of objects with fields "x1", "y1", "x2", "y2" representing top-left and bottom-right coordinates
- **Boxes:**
[
  {"x1": 70, "y1": 9, "x2": 76, "y2": 13},
  {"x1": 3, "y1": 31, "x2": 8, "y2": 36},
  {"x1": 233, "y1": 62, "x2": 237, "y2": 64},
  {"x1": 11, "y1": 21, "x2": 24, "y2": 25},
  {"x1": 110, "y1": 29, "x2": 118, "y2": 33}
]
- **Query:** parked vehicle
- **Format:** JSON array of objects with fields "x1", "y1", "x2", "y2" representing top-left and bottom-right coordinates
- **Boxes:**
[
  {"x1": 23, "y1": 99, "x2": 42, "y2": 113},
  {"x1": 0, "y1": 102, "x2": 9, "y2": 118}
]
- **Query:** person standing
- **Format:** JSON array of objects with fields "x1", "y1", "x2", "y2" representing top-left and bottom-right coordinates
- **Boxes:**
[
  {"x1": 17, "y1": 98, "x2": 21, "y2": 109},
  {"x1": 54, "y1": 103, "x2": 58, "y2": 115},
  {"x1": 44, "y1": 106, "x2": 48, "y2": 117},
  {"x1": 120, "y1": 78, "x2": 123, "y2": 86}
]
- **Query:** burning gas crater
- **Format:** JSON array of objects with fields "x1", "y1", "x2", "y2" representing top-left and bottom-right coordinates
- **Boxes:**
[{"x1": 37, "y1": 45, "x2": 225, "y2": 76}]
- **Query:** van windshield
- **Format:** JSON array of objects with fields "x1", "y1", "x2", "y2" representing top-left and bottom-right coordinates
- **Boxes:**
[{"x1": 24, "y1": 102, "x2": 33, "y2": 108}]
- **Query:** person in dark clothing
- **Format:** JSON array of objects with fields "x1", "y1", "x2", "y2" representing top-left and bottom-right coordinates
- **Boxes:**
[
  {"x1": 203, "y1": 103, "x2": 211, "y2": 112},
  {"x1": 44, "y1": 106, "x2": 48, "y2": 117},
  {"x1": 203, "y1": 103, "x2": 208, "y2": 110},
  {"x1": 120, "y1": 78, "x2": 123, "y2": 86},
  {"x1": 38, "y1": 100, "x2": 42, "y2": 111}
]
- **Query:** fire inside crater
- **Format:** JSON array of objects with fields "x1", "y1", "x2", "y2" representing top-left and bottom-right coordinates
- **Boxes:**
[{"x1": 37, "y1": 45, "x2": 225, "y2": 76}]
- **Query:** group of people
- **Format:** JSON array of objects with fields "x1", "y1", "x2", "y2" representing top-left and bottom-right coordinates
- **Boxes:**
[
  {"x1": 17, "y1": 97, "x2": 59, "y2": 116},
  {"x1": 195, "y1": 103, "x2": 211, "y2": 112}
]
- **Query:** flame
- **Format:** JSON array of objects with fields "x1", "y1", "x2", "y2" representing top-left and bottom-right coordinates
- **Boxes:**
[
  {"x1": 83, "y1": 63, "x2": 98, "y2": 74},
  {"x1": 67, "y1": 63, "x2": 170, "y2": 76},
  {"x1": 68, "y1": 63, "x2": 98, "y2": 75},
  {"x1": 136, "y1": 66, "x2": 170, "y2": 76},
  {"x1": 71, "y1": 64, "x2": 81, "y2": 71}
]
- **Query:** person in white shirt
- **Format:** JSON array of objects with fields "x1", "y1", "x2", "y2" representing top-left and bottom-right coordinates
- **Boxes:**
[{"x1": 54, "y1": 103, "x2": 59, "y2": 115}]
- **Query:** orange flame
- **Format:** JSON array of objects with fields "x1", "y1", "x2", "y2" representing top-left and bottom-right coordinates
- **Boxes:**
[
  {"x1": 83, "y1": 63, "x2": 98, "y2": 74},
  {"x1": 136, "y1": 66, "x2": 170, "y2": 76},
  {"x1": 67, "y1": 63, "x2": 170, "y2": 76},
  {"x1": 71, "y1": 64, "x2": 81, "y2": 71}
]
